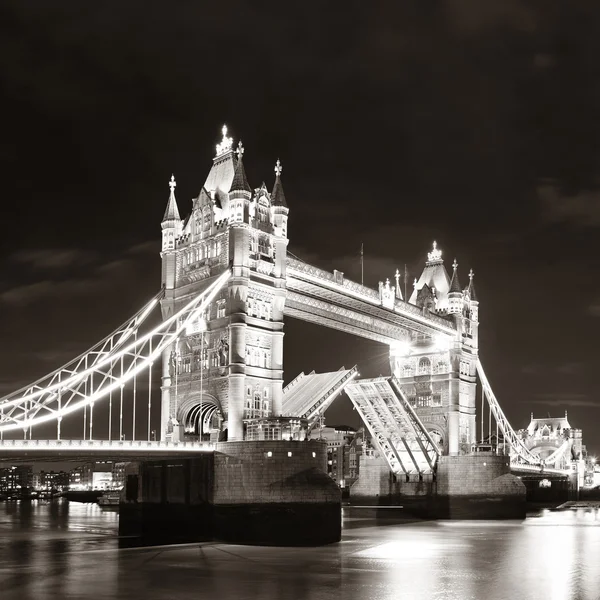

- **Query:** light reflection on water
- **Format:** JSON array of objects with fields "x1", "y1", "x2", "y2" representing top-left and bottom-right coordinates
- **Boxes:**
[{"x1": 0, "y1": 500, "x2": 599, "y2": 600}]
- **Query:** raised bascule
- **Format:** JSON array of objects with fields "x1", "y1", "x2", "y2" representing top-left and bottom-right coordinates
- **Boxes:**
[{"x1": 0, "y1": 126, "x2": 586, "y2": 544}]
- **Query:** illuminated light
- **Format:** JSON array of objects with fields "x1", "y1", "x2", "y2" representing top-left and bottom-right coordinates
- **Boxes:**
[
  {"x1": 390, "y1": 340, "x2": 411, "y2": 356},
  {"x1": 288, "y1": 451, "x2": 292, "y2": 457},
  {"x1": 0, "y1": 269, "x2": 230, "y2": 433},
  {"x1": 267, "y1": 451, "x2": 272, "y2": 457},
  {"x1": 215, "y1": 124, "x2": 233, "y2": 156},
  {"x1": 434, "y1": 335, "x2": 451, "y2": 352},
  {"x1": 186, "y1": 317, "x2": 207, "y2": 337},
  {"x1": 427, "y1": 240, "x2": 442, "y2": 263},
  {"x1": 312, "y1": 452, "x2": 316, "y2": 458}
]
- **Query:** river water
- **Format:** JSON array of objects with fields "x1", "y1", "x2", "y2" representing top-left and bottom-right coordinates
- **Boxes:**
[{"x1": 1, "y1": 500, "x2": 599, "y2": 600}]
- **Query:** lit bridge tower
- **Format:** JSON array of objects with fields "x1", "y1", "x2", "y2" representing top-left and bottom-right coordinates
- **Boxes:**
[
  {"x1": 389, "y1": 242, "x2": 479, "y2": 455},
  {"x1": 159, "y1": 126, "x2": 289, "y2": 442}
]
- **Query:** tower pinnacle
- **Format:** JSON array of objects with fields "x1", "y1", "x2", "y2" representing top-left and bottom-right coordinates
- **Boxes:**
[
  {"x1": 467, "y1": 269, "x2": 478, "y2": 302},
  {"x1": 236, "y1": 140, "x2": 244, "y2": 159},
  {"x1": 162, "y1": 174, "x2": 181, "y2": 223},
  {"x1": 449, "y1": 258, "x2": 462, "y2": 295},
  {"x1": 271, "y1": 158, "x2": 287, "y2": 208},
  {"x1": 216, "y1": 124, "x2": 234, "y2": 157},
  {"x1": 427, "y1": 241, "x2": 442, "y2": 264}
]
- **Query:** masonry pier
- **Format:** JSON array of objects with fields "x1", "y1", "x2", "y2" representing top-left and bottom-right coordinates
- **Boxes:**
[
  {"x1": 119, "y1": 440, "x2": 341, "y2": 546},
  {"x1": 350, "y1": 451, "x2": 527, "y2": 519}
]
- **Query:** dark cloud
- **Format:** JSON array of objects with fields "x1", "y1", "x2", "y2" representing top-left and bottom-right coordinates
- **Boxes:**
[
  {"x1": 9, "y1": 248, "x2": 97, "y2": 270},
  {"x1": 538, "y1": 183, "x2": 600, "y2": 227},
  {"x1": 532, "y1": 393, "x2": 600, "y2": 408}
]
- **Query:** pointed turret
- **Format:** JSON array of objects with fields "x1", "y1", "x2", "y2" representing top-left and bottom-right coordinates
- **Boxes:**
[
  {"x1": 162, "y1": 175, "x2": 181, "y2": 224},
  {"x1": 230, "y1": 141, "x2": 252, "y2": 194},
  {"x1": 466, "y1": 269, "x2": 478, "y2": 303},
  {"x1": 448, "y1": 259, "x2": 462, "y2": 314},
  {"x1": 271, "y1": 159, "x2": 289, "y2": 240},
  {"x1": 271, "y1": 159, "x2": 287, "y2": 208},
  {"x1": 161, "y1": 175, "x2": 182, "y2": 290},
  {"x1": 449, "y1": 259, "x2": 462, "y2": 293}
]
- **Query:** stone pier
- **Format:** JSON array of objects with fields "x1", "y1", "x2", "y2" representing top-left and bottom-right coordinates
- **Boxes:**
[
  {"x1": 119, "y1": 440, "x2": 341, "y2": 546},
  {"x1": 350, "y1": 451, "x2": 526, "y2": 519}
]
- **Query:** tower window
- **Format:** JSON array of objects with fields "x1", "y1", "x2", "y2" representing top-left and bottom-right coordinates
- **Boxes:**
[{"x1": 418, "y1": 358, "x2": 431, "y2": 375}]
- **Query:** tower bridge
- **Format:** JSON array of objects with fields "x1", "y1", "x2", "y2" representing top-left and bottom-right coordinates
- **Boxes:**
[{"x1": 0, "y1": 126, "x2": 583, "y2": 543}]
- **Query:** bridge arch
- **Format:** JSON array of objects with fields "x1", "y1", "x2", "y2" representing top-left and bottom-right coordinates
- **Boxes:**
[{"x1": 178, "y1": 392, "x2": 222, "y2": 438}]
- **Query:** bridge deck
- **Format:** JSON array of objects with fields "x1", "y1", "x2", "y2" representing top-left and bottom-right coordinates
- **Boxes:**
[
  {"x1": 282, "y1": 367, "x2": 358, "y2": 420},
  {"x1": 0, "y1": 439, "x2": 214, "y2": 462},
  {"x1": 345, "y1": 377, "x2": 440, "y2": 476}
]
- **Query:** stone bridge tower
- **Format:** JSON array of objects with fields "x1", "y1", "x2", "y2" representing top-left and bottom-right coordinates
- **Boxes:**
[
  {"x1": 389, "y1": 242, "x2": 479, "y2": 455},
  {"x1": 159, "y1": 126, "x2": 289, "y2": 442}
]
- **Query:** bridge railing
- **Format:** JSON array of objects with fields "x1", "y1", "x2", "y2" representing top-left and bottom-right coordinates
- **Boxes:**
[{"x1": 0, "y1": 439, "x2": 215, "y2": 452}]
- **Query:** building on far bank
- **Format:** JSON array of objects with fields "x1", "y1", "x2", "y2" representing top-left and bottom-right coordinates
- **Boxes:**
[
  {"x1": 38, "y1": 471, "x2": 69, "y2": 492},
  {"x1": 313, "y1": 425, "x2": 362, "y2": 488},
  {"x1": 111, "y1": 462, "x2": 129, "y2": 489},
  {"x1": 0, "y1": 466, "x2": 33, "y2": 493}
]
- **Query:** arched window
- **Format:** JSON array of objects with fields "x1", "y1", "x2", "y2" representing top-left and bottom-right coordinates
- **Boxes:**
[
  {"x1": 403, "y1": 364, "x2": 413, "y2": 378},
  {"x1": 437, "y1": 362, "x2": 446, "y2": 374},
  {"x1": 418, "y1": 357, "x2": 431, "y2": 375}
]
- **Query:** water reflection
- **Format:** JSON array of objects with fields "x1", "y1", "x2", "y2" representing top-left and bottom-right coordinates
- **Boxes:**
[{"x1": 0, "y1": 501, "x2": 599, "y2": 599}]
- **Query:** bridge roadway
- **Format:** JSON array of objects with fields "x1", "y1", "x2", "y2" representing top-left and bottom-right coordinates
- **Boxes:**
[{"x1": 0, "y1": 439, "x2": 214, "y2": 463}]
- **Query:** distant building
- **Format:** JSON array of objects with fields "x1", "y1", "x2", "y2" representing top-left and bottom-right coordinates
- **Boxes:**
[
  {"x1": 313, "y1": 425, "x2": 358, "y2": 488},
  {"x1": 69, "y1": 463, "x2": 93, "y2": 489},
  {"x1": 516, "y1": 412, "x2": 585, "y2": 471},
  {"x1": 112, "y1": 462, "x2": 129, "y2": 489},
  {"x1": 39, "y1": 471, "x2": 70, "y2": 492},
  {"x1": 0, "y1": 465, "x2": 33, "y2": 493}
]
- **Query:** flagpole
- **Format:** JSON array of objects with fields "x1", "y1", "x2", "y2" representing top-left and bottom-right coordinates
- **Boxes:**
[
  {"x1": 360, "y1": 243, "x2": 364, "y2": 286},
  {"x1": 404, "y1": 264, "x2": 408, "y2": 300}
]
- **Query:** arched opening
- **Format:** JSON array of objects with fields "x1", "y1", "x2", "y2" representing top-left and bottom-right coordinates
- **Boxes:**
[{"x1": 178, "y1": 393, "x2": 221, "y2": 442}]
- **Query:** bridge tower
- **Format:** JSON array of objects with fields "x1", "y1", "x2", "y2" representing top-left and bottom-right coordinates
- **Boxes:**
[
  {"x1": 390, "y1": 243, "x2": 479, "y2": 455},
  {"x1": 159, "y1": 126, "x2": 289, "y2": 442}
]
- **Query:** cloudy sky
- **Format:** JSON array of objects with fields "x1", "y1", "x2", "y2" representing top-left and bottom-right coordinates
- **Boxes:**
[{"x1": 1, "y1": 1, "x2": 600, "y2": 453}]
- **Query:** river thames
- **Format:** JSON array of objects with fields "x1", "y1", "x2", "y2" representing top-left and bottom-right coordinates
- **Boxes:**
[{"x1": 0, "y1": 501, "x2": 599, "y2": 600}]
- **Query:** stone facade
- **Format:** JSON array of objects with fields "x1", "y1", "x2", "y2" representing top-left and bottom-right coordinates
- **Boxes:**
[
  {"x1": 213, "y1": 440, "x2": 339, "y2": 505},
  {"x1": 160, "y1": 128, "x2": 289, "y2": 442},
  {"x1": 390, "y1": 244, "x2": 479, "y2": 455}
]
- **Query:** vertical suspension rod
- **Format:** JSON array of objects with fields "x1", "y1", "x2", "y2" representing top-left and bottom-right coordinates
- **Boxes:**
[
  {"x1": 120, "y1": 355, "x2": 124, "y2": 441},
  {"x1": 83, "y1": 356, "x2": 88, "y2": 440},
  {"x1": 480, "y1": 386, "x2": 484, "y2": 443},
  {"x1": 148, "y1": 339, "x2": 153, "y2": 442},
  {"x1": 488, "y1": 395, "x2": 491, "y2": 446},
  {"x1": 109, "y1": 339, "x2": 113, "y2": 441},
  {"x1": 132, "y1": 330, "x2": 137, "y2": 441},
  {"x1": 57, "y1": 371, "x2": 62, "y2": 441},
  {"x1": 90, "y1": 372, "x2": 94, "y2": 441}
]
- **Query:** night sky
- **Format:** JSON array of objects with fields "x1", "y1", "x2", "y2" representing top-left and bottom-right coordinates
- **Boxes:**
[{"x1": 1, "y1": 2, "x2": 599, "y2": 456}]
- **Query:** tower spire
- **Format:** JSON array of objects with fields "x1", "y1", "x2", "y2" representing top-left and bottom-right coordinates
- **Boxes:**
[
  {"x1": 394, "y1": 268, "x2": 402, "y2": 300},
  {"x1": 162, "y1": 174, "x2": 181, "y2": 222},
  {"x1": 271, "y1": 158, "x2": 287, "y2": 207},
  {"x1": 467, "y1": 268, "x2": 478, "y2": 302},
  {"x1": 449, "y1": 258, "x2": 462, "y2": 294},
  {"x1": 230, "y1": 141, "x2": 252, "y2": 193}
]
